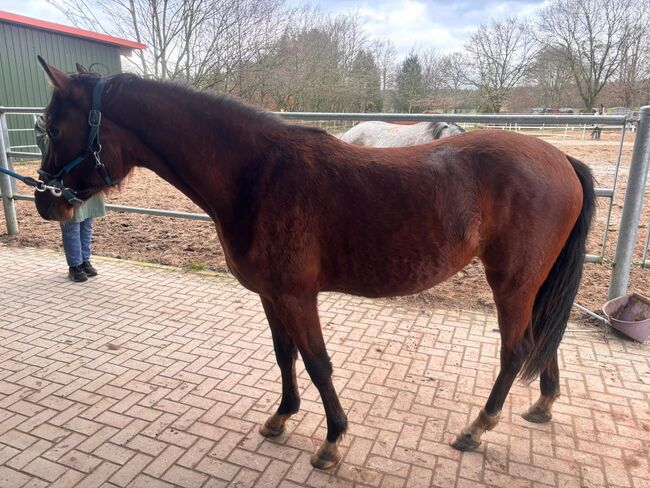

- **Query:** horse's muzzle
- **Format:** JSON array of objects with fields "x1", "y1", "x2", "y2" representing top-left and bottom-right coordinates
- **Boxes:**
[{"x1": 34, "y1": 189, "x2": 74, "y2": 221}]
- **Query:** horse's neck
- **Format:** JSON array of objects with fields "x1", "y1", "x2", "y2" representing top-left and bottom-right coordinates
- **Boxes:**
[{"x1": 106, "y1": 79, "x2": 268, "y2": 220}]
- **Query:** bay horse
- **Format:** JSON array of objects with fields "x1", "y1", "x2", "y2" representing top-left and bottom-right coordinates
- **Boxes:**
[
  {"x1": 340, "y1": 120, "x2": 465, "y2": 147},
  {"x1": 34, "y1": 57, "x2": 594, "y2": 470}
]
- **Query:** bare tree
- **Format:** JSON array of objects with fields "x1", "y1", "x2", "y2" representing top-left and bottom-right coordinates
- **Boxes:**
[
  {"x1": 252, "y1": 8, "x2": 373, "y2": 112},
  {"x1": 531, "y1": 46, "x2": 574, "y2": 108},
  {"x1": 420, "y1": 48, "x2": 446, "y2": 99},
  {"x1": 609, "y1": 0, "x2": 650, "y2": 108},
  {"x1": 370, "y1": 39, "x2": 396, "y2": 91},
  {"x1": 465, "y1": 17, "x2": 538, "y2": 112},
  {"x1": 436, "y1": 52, "x2": 473, "y2": 112},
  {"x1": 331, "y1": 12, "x2": 368, "y2": 74},
  {"x1": 48, "y1": 0, "x2": 288, "y2": 85},
  {"x1": 440, "y1": 52, "x2": 470, "y2": 92},
  {"x1": 538, "y1": 0, "x2": 635, "y2": 111}
]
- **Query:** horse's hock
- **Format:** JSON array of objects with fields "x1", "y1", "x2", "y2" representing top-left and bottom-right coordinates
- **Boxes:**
[{"x1": 2, "y1": 245, "x2": 650, "y2": 487}]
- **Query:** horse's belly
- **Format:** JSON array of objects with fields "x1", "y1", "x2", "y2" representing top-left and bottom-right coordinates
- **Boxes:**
[{"x1": 328, "y1": 249, "x2": 470, "y2": 298}]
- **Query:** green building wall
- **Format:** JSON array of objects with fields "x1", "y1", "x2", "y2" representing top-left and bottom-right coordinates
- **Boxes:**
[{"x1": 0, "y1": 20, "x2": 122, "y2": 152}]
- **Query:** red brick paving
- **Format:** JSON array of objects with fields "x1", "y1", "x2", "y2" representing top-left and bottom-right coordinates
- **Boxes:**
[{"x1": 1, "y1": 245, "x2": 649, "y2": 487}]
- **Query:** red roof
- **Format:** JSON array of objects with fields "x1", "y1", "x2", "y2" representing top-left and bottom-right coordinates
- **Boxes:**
[{"x1": 0, "y1": 10, "x2": 146, "y2": 51}]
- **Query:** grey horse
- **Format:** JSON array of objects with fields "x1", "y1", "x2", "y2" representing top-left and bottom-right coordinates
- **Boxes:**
[{"x1": 340, "y1": 121, "x2": 465, "y2": 147}]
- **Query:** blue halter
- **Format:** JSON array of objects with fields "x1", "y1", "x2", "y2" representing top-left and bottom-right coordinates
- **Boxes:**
[{"x1": 38, "y1": 78, "x2": 120, "y2": 205}]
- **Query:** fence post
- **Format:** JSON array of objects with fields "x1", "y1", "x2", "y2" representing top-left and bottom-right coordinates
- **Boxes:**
[
  {"x1": 608, "y1": 105, "x2": 650, "y2": 299},
  {"x1": 0, "y1": 113, "x2": 19, "y2": 235},
  {"x1": 0, "y1": 113, "x2": 17, "y2": 194}
]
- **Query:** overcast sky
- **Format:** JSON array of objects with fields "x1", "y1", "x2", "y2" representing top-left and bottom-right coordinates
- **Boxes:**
[
  {"x1": 1, "y1": 0, "x2": 546, "y2": 55},
  {"x1": 306, "y1": 0, "x2": 545, "y2": 53}
]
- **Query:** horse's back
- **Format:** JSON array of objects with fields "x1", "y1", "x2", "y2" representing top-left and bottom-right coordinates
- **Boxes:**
[{"x1": 329, "y1": 129, "x2": 581, "y2": 226}]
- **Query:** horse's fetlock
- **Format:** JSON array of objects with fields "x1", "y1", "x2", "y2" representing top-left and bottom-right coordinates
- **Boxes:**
[
  {"x1": 327, "y1": 413, "x2": 348, "y2": 441},
  {"x1": 279, "y1": 398, "x2": 301, "y2": 415}
]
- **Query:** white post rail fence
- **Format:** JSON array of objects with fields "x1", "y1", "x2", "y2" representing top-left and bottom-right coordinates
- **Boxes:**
[{"x1": 1, "y1": 107, "x2": 648, "y2": 299}]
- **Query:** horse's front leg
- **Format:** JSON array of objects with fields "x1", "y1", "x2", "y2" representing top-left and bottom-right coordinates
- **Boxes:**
[
  {"x1": 259, "y1": 297, "x2": 301, "y2": 437},
  {"x1": 268, "y1": 293, "x2": 347, "y2": 470}
]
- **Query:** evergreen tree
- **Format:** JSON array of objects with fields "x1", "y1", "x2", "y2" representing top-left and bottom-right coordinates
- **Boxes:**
[
  {"x1": 395, "y1": 54, "x2": 425, "y2": 112},
  {"x1": 349, "y1": 50, "x2": 382, "y2": 112}
]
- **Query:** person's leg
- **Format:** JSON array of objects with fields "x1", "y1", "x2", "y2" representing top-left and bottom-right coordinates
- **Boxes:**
[
  {"x1": 61, "y1": 221, "x2": 82, "y2": 267},
  {"x1": 60, "y1": 221, "x2": 86, "y2": 282},
  {"x1": 80, "y1": 218, "x2": 97, "y2": 276},
  {"x1": 79, "y1": 218, "x2": 93, "y2": 263}
]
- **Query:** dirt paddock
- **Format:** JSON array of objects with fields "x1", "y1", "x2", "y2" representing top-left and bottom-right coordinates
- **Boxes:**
[{"x1": 3, "y1": 128, "x2": 649, "y2": 324}]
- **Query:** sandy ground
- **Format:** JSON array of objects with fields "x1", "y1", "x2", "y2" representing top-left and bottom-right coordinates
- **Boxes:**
[{"x1": 2, "y1": 128, "x2": 649, "y2": 325}]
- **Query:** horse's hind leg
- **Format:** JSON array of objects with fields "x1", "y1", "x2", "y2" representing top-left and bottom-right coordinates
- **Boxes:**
[
  {"x1": 267, "y1": 293, "x2": 347, "y2": 469},
  {"x1": 259, "y1": 297, "x2": 301, "y2": 437},
  {"x1": 522, "y1": 352, "x2": 560, "y2": 423},
  {"x1": 451, "y1": 291, "x2": 534, "y2": 451}
]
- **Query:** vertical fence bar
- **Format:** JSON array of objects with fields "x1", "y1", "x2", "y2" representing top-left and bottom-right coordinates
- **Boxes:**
[
  {"x1": 599, "y1": 122, "x2": 627, "y2": 261},
  {"x1": 608, "y1": 106, "x2": 650, "y2": 299},
  {"x1": 0, "y1": 113, "x2": 17, "y2": 194},
  {"x1": 643, "y1": 224, "x2": 650, "y2": 268},
  {"x1": 0, "y1": 113, "x2": 19, "y2": 235}
]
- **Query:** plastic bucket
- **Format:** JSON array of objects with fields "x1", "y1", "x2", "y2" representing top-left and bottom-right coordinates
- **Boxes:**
[{"x1": 602, "y1": 293, "x2": 650, "y2": 343}]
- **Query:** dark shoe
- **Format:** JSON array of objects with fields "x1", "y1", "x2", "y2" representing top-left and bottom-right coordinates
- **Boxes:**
[
  {"x1": 82, "y1": 261, "x2": 98, "y2": 277},
  {"x1": 69, "y1": 265, "x2": 88, "y2": 282}
]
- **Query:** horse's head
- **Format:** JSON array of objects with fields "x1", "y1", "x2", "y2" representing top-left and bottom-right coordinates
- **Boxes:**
[{"x1": 35, "y1": 57, "x2": 132, "y2": 221}]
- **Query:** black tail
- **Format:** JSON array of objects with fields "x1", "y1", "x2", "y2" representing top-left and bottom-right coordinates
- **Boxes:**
[{"x1": 519, "y1": 156, "x2": 596, "y2": 381}]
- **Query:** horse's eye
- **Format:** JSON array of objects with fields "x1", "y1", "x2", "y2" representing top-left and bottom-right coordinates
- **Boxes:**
[{"x1": 48, "y1": 126, "x2": 60, "y2": 139}]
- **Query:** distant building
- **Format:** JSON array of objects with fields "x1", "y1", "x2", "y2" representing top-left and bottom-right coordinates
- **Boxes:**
[{"x1": 0, "y1": 10, "x2": 144, "y2": 150}]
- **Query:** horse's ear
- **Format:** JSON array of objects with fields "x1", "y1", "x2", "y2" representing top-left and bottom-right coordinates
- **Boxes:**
[
  {"x1": 37, "y1": 55, "x2": 72, "y2": 91},
  {"x1": 76, "y1": 63, "x2": 89, "y2": 74}
]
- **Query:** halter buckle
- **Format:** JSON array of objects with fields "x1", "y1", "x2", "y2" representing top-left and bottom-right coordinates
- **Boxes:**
[{"x1": 88, "y1": 109, "x2": 101, "y2": 127}]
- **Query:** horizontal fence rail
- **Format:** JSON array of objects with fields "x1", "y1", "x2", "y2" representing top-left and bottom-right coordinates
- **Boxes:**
[
  {"x1": 12, "y1": 193, "x2": 212, "y2": 221},
  {"x1": 1, "y1": 107, "x2": 631, "y2": 125},
  {"x1": 0, "y1": 107, "x2": 56, "y2": 114},
  {"x1": 277, "y1": 111, "x2": 629, "y2": 125}
]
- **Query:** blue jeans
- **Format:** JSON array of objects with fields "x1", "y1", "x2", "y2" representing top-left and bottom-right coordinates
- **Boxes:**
[{"x1": 60, "y1": 218, "x2": 93, "y2": 267}]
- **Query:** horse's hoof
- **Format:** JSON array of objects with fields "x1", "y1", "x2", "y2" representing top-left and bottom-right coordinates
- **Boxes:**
[
  {"x1": 259, "y1": 413, "x2": 289, "y2": 437},
  {"x1": 522, "y1": 406, "x2": 552, "y2": 424},
  {"x1": 451, "y1": 432, "x2": 481, "y2": 451},
  {"x1": 310, "y1": 441, "x2": 341, "y2": 470},
  {"x1": 259, "y1": 423, "x2": 284, "y2": 437}
]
